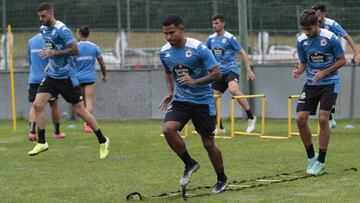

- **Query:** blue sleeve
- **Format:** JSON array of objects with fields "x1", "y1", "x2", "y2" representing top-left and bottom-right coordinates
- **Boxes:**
[
  {"x1": 230, "y1": 36, "x2": 242, "y2": 53},
  {"x1": 59, "y1": 26, "x2": 75, "y2": 46},
  {"x1": 329, "y1": 21, "x2": 347, "y2": 37},
  {"x1": 95, "y1": 45, "x2": 101, "y2": 57},
  {"x1": 198, "y1": 44, "x2": 219, "y2": 70},
  {"x1": 296, "y1": 40, "x2": 306, "y2": 62},
  {"x1": 205, "y1": 37, "x2": 211, "y2": 49},
  {"x1": 331, "y1": 35, "x2": 345, "y2": 58},
  {"x1": 160, "y1": 52, "x2": 170, "y2": 72},
  {"x1": 27, "y1": 40, "x2": 31, "y2": 65}
]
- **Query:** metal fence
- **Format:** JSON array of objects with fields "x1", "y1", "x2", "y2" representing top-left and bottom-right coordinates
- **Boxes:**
[{"x1": 1, "y1": 0, "x2": 360, "y2": 70}]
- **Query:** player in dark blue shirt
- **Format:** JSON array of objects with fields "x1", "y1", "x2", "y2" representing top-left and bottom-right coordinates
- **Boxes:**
[
  {"x1": 76, "y1": 26, "x2": 107, "y2": 133},
  {"x1": 159, "y1": 14, "x2": 228, "y2": 193},
  {"x1": 27, "y1": 33, "x2": 65, "y2": 141},
  {"x1": 205, "y1": 14, "x2": 256, "y2": 134},
  {"x1": 29, "y1": 2, "x2": 109, "y2": 159},
  {"x1": 293, "y1": 10, "x2": 346, "y2": 175},
  {"x1": 312, "y1": 3, "x2": 360, "y2": 128}
]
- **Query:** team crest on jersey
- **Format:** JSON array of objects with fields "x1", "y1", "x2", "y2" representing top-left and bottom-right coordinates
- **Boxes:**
[
  {"x1": 185, "y1": 50, "x2": 192, "y2": 57},
  {"x1": 211, "y1": 39, "x2": 215, "y2": 43},
  {"x1": 221, "y1": 38, "x2": 227, "y2": 43},
  {"x1": 303, "y1": 41, "x2": 309, "y2": 46},
  {"x1": 320, "y1": 38, "x2": 327, "y2": 46}
]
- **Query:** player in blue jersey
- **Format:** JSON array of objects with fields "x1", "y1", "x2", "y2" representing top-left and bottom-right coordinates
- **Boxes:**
[
  {"x1": 76, "y1": 25, "x2": 107, "y2": 133},
  {"x1": 293, "y1": 10, "x2": 346, "y2": 175},
  {"x1": 159, "y1": 14, "x2": 228, "y2": 193},
  {"x1": 205, "y1": 13, "x2": 256, "y2": 134},
  {"x1": 28, "y1": 2, "x2": 109, "y2": 159},
  {"x1": 312, "y1": 3, "x2": 360, "y2": 128},
  {"x1": 27, "y1": 33, "x2": 65, "y2": 141}
]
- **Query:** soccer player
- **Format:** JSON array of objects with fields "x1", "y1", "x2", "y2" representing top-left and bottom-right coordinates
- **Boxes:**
[
  {"x1": 76, "y1": 25, "x2": 107, "y2": 133},
  {"x1": 28, "y1": 2, "x2": 110, "y2": 159},
  {"x1": 312, "y1": 3, "x2": 360, "y2": 128},
  {"x1": 159, "y1": 14, "x2": 228, "y2": 193},
  {"x1": 293, "y1": 10, "x2": 346, "y2": 175},
  {"x1": 27, "y1": 33, "x2": 65, "y2": 141},
  {"x1": 205, "y1": 13, "x2": 256, "y2": 134}
]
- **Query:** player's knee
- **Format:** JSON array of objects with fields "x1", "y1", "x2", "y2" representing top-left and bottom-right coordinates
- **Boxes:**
[
  {"x1": 162, "y1": 124, "x2": 177, "y2": 137},
  {"x1": 318, "y1": 114, "x2": 329, "y2": 125},
  {"x1": 202, "y1": 140, "x2": 215, "y2": 151},
  {"x1": 296, "y1": 115, "x2": 307, "y2": 126},
  {"x1": 32, "y1": 101, "x2": 45, "y2": 112}
]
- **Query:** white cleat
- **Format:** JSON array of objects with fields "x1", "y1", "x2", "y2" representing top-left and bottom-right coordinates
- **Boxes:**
[{"x1": 246, "y1": 116, "x2": 257, "y2": 133}]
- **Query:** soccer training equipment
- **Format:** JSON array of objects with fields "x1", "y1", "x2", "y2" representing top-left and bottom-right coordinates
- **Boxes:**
[
  {"x1": 179, "y1": 162, "x2": 199, "y2": 186},
  {"x1": 28, "y1": 143, "x2": 49, "y2": 156},
  {"x1": 99, "y1": 137, "x2": 110, "y2": 159}
]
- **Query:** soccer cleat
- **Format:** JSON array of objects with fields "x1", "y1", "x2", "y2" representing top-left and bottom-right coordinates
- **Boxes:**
[
  {"x1": 213, "y1": 128, "x2": 226, "y2": 135},
  {"x1": 212, "y1": 178, "x2": 229, "y2": 193},
  {"x1": 28, "y1": 132, "x2": 37, "y2": 141},
  {"x1": 28, "y1": 143, "x2": 49, "y2": 156},
  {"x1": 84, "y1": 123, "x2": 93, "y2": 133},
  {"x1": 307, "y1": 161, "x2": 325, "y2": 175},
  {"x1": 99, "y1": 137, "x2": 110, "y2": 159},
  {"x1": 306, "y1": 153, "x2": 318, "y2": 174},
  {"x1": 329, "y1": 119, "x2": 337, "y2": 129},
  {"x1": 53, "y1": 132, "x2": 66, "y2": 139},
  {"x1": 179, "y1": 162, "x2": 200, "y2": 186},
  {"x1": 246, "y1": 116, "x2": 257, "y2": 133}
]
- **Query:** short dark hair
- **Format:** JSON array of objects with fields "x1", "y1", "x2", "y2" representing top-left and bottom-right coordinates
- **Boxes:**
[
  {"x1": 300, "y1": 9, "x2": 318, "y2": 27},
  {"x1": 212, "y1": 13, "x2": 225, "y2": 22},
  {"x1": 78, "y1": 25, "x2": 90, "y2": 37},
  {"x1": 311, "y1": 3, "x2": 326, "y2": 12},
  {"x1": 37, "y1": 2, "x2": 53, "y2": 12},
  {"x1": 162, "y1": 14, "x2": 183, "y2": 27}
]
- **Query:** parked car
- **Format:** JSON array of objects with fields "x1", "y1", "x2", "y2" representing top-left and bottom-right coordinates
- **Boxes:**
[
  {"x1": 268, "y1": 45, "x2": 296, "y2": 55},
  {"x1": 102, "y1": 49, "x2": 121, "y2": 64}
]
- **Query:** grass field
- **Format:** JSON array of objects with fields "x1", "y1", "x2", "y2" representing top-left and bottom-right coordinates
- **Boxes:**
[{"x1": 0, "y1": 119, "x2": 359, "y2": 202}]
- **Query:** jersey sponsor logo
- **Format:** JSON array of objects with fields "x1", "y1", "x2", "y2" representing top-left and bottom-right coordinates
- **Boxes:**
[
  {"x1": 77, "y1": 56, "x2": 93, "y2": 61},
  {"x1": 212, "y1": 47, "x2": 224, "y2": 56},
  {"x1": 310, "y1": 52, "x2": 327, "y2": 63},
  {"x1": 31, "y1": 49, "x2": 42, "y2": 53},
  {"x1": 320, "y1": 38, "x2": 328, "y2": 46},
  {"x1": 174, "y1": 65, "x2": 192, "y2": 79},
  {"x1": 185, "y1": 50, "x2": 192, "y2": 57},
  {"x1": 45, "y1": 39, "x2": 55, "y2": 49}
]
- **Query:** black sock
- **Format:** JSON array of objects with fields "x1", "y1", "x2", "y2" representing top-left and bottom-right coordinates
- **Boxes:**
[
  {"x1": 94, "y1": 129, "x2": 107, "y2": 144},
  {"x1": 246, "y1": 110, "x2": 254, "y2": 120},
  {"x1": 329, "y1": 113, "x2": 333, "y2": 120},
  {"x1": 179, "y1": 151, "x2": 196, "y2": 167},
  {"x1": 305, "y1": 144, "x2": 315, "y2": 158},
  {"x1": 219, "y1": 119, "x2": 224, "y2": 129},
  {"x1": 216, "y1": 167, "x2": 227, "y2": 181},
  {"x1": 53, "y1": 123, "x2": 60, "y2": 134},
  {"x1": 318, "y1": 148, "x2": 327, "y2": 163},
  {"x1": 37, "y1": 128, "x2": 46, "y2": 144},
  {"x1": 29, "y1": 122, "x2": 36, "y2": 133}
]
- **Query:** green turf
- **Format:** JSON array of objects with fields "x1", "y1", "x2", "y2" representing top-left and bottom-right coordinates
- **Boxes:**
[{"x1": 0, "y1": 119, "x2": 359, "y2": 202}]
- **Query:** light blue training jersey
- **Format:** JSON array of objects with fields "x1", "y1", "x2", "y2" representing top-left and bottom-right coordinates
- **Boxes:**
[
  {"x1": 27, "y1": 33, "x2": 48, "y2": 84},
  {"x1": 205, "y1": 31, "x2": 242, "y2": 75},
  {"x1": 320, "y1": 17, "x2": 347, "y2": 38},
  {"x1": 160, "y1": 38, "x2": 220, "y2": 115},
  {"x1": 76, "y1": 41, "x2": 101, "y2": 83},
  {"x1": 40, "y1": 20, "x2": 78, "y2": 84},
  {"x1": 297, "y1": 29, "x2": 344, "y2": 93}
]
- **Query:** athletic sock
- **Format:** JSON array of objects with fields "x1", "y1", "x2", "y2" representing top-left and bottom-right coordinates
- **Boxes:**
[
  {"x1": 179, "y1": 150, "x2": 196, "y2": 167},
  {"x1": 329, "y1": 114, "x2": 333, "y2": 120},
  {"x1": 305, "y1": 144, "x2": 315, "y2": 158},
  {"x1": 216, "y1": 167, "x2": 227, "y2": 181},
  {"x1": 219, "y1": 119, "x2": 224, "y2": 130},
  {"x1": 94, "y1": 129, "x2": 107, "y2": 144},
  {"x1": 318, "y1": 148, "x2": 327, "y2": 163},
  {"x1": 53, "y1": 123, "x2": 60, "y2": 134},
  {"x1": 246, "y1": 110, "x2": 254, "y2": 120},
  {"x1": 37, "y1": 128, "x2": 46, "y2": 144},
  {"x1": 29, "y1": 122, "x2": 36, "y2": 134}
]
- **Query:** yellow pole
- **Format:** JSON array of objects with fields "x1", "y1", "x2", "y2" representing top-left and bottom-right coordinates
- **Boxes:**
[
  {"x1": 288, "y1": 97, "x2": 292, "y2": 138},
  {"x1": 231, "y1": 97, "x2": 235, "y2": 137},
  {"x1": 8, "y1": 25, "x2": 17, "y2": 132},
  {"x1": 261, "y1": 96, "x2": 265, "y2": 135}
]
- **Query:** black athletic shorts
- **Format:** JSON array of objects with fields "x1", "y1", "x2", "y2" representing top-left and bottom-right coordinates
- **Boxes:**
[
  {"x1": 37, "y1": 76, "x2": 84, "y2": 104},
  {"x1": 164, "y1": 101, "x2": 216, "y2": 137},
  {"x1": 28, "y1": 83, "x2": 58, "y2": 103},
  {"x1": 80, "y1": 82, "x2": 95, "y2": 87},
  {"x1": 212, "y1": 71, "x2": 239, "y2": 93},
  {"x1": 296, "y1": 83, "x2": 337, "y2": 115}
]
